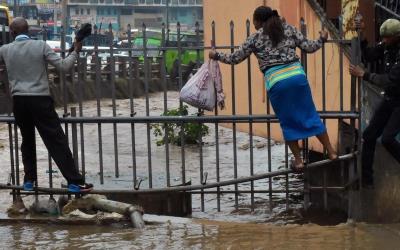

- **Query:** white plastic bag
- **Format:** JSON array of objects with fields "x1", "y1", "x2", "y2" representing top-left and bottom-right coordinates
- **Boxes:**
[{"x1": 179, "y1": 60, "x2": 225, "y2": 111}]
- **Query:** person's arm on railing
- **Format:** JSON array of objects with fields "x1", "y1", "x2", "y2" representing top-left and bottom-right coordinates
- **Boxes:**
[
  {"x1": 45, "y1": 40, "x2": 82, "y2": 73},
  {"x1": 349, "y1": 63, "x2": 400, "y2": 89},
  {"x1": 208, "y1": 34, "x2": 255, "y2": 64},
  {"x1": 292, "y1": 25, "x2": 328, "y2": 53}
]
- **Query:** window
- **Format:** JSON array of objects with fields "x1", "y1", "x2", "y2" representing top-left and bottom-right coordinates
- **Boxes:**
[
  {"x1": 180, "y1": 0, "x2": 187, "y2": 4},
  {"x1": 154, "y1": 0, "x2": 161, "y2": 4},
  {"x1": 69, "y1": 0, "x2": 89, "y2": 2},
  {"x1": 81, "y1": 9, "x2": 84, "y2": 15},
  {"x1": 121, "y1": 9, "x2": 132, "y2": 15},
  {"x1": 146, "y1": 0, "x2": 154, "y2": 4},
  {"x1": 87, "y1": 9, "x2": 90, "y2": 15},
  {"x1": 75, "y1": 8, "x2": 79, "y2": 15},
  {"x1": 139, "y1": 0, "x2": 145, "y2": 4}
]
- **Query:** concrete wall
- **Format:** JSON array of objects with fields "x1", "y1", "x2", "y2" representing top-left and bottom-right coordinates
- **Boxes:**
[{"x1": 203, "y1": 0, "x2": 355, "y2": 153}]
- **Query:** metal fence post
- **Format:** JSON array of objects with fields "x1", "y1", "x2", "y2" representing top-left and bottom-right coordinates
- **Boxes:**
[
  {"x1": 229, "y1": 20, "x2": 239, "y2": 210},
  {"x1": 194, "y1": 21, "x2": 205, "y2": 212},
  {"x1": 211, "y1": 20, "x2": 221, "y2": 212},
  {"x1": 300, "y1": 17, "x2": 310, "y2": 211},
  {"x1": 142, "y1": 23, "x2": 153, "y2": 188},
  {"x1": 71, "y1": 107, "x2": 79, "y2": 174},
  {"x1": 161, "y1": 23, "x2": 170, "y2": 188},
  {"x1": 176, "y1": 22, "x2": 186, "y2": 187},
  {"x1": 77, "y1": 56, "x2": 86, "y2": 183},
  {"x1": 127, "y1": 24, "x2": 138, "y2": 189},
  {"x1": 348, "y1": 36, "x2": 362, "y2": 220},
  {"x1": 94, "y1": 24, "x2": 104, "y2": 185},
  {"x1": 109, "y1": 23, "x2": 119, "y2": 178},
  {"x1": 245, "y1": 19, "x2": 255, "y2": 211}
]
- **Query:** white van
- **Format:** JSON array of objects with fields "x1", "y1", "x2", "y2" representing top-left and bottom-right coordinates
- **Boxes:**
[{"x1": 46, "y1": 40, "x2": 71, "y2": 53}]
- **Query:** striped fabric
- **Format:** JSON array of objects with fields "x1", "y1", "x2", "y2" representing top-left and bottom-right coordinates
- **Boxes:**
[{"x1": 264, "y1": 62, "x2": 306, "y2": 91}]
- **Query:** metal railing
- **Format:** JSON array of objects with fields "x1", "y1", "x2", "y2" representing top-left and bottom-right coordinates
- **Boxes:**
[
  {"x1": 0, "y1": 18, "x2": 362, "y2": 216},
  {"x1": 376, "y1": 0, "x2": 400, "y2": 19}
]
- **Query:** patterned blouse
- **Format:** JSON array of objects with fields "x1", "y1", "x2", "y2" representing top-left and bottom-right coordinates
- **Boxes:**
[{"x1": 215, "y1": 23, "x2": 325, "y2": 72}]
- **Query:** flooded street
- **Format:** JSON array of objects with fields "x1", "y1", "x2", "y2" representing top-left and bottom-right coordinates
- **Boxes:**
[
  {"x1": 0, "y1": 92, "x2": 400, "y2": 248},
  {"x1": 0, "y1": 91, "x2": 301, "y2": 222},
  {"x1": 1, "y1": 220, "x2": 400, "y2": 249}
]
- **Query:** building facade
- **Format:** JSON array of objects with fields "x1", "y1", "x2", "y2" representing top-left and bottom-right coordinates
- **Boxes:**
[
  {"x1": 6, "y1": 0, "x2": 203, "y2": 36},
  {"x1": 68, "y1": 0, "x2": 203, "y2": 35}
]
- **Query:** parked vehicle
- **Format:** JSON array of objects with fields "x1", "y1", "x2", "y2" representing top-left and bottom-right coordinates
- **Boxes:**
[
  {"x1": 0, "y1": 5, "x2": 12, "y2": 46},
  {"x1": 82, "y1": 46, "x2": 128, "y2": 71},
  {"x1": 120, "y1": 29, "x2": 204, "y2": 76},
  {"x1": 46, "y1": 40, "x2": 71, "y2": 53}
]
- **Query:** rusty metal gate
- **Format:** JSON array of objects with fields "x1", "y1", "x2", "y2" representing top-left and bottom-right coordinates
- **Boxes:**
[{"x1": 0, "y1": 16, "x2": 362, "y2": 218}]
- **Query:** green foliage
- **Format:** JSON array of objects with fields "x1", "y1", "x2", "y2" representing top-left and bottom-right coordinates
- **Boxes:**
[{"x1": 151, "y1": 105, "x2": 209, "y2": 146}]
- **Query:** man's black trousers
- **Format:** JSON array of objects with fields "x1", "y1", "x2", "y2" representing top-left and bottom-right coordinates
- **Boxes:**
[
  {"x1": 13, "y1": 96, "x2": 84, "y2": 185},
  {"x1": 362, "y1": 98, "x2": 400, "y2": 184}
]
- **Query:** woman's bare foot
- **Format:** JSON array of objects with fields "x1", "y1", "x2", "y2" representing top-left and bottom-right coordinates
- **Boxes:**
[
  {"x1": 328, "y1": 151, "x2": 338, "y2": 161},
  {"x1": 316, "y1": 132, "x2": 338, "y2": 161},
  {"x1": 290, "y1": 157, "x2": 305, "y2": 173}
]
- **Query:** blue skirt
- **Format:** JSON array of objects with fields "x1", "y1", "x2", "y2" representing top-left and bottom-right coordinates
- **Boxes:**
[{"x1": 267, "y1": 73, "x2": 326, "y2": 141}]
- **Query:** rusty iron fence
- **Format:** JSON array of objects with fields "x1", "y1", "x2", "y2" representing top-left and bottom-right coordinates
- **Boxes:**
[
  {"x1": 376, "y1": 0, "x2": 400, "y2": 19},
  {"x1": 0, "y1": 18, "x2": 362, "y2": 218}
]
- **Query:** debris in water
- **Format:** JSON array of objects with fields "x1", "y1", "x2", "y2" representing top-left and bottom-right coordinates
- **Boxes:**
[
  {"x1": 7, "y1": 196, "x2": 28, "y2": 216},
  {"x1": 239, "y1": 142, "x2": 269, "y2": 150},
  {"x1": 62, "y1": 195, "x2": 145, "y2": 228},
  {"x1": 66, "y1": 210, "x2": 124, "y2": 221},
  {"x1": 239, "y1": 143, "x2": 250, "y2": 150},
  {"x1": 30, "y1": 197, "x2": 59, "y2": 215},
  {"x1": 255, "y1": 142, "x2": 267, "y2": 149}
]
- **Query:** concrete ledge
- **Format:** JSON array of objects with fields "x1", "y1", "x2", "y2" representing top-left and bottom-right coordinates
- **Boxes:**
[{"x1": 361, "y1": 144, "x2": 400, "y2": 222}]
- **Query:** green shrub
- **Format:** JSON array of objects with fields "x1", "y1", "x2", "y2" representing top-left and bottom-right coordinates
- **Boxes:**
[{"x1": 151, "y1": 105, "x2": 209, "y2": 146}]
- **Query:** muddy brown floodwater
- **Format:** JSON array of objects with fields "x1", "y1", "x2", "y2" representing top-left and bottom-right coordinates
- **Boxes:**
[
  {"x1": 0, "y1": 92, "x2": 400, "y2": 249},
  {"x1": 0, "y1": 220, "x2": 400, "y2": 249}
]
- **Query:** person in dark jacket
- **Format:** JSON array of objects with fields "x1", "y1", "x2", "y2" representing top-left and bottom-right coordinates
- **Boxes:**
[{"x1": 350, "y1": 18, "x2": 400, "y2": 187}]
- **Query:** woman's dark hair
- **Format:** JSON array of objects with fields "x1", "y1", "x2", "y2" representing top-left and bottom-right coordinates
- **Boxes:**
[{"x1": 253, "y1": 6, "x2": 284, "y2": 47}]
